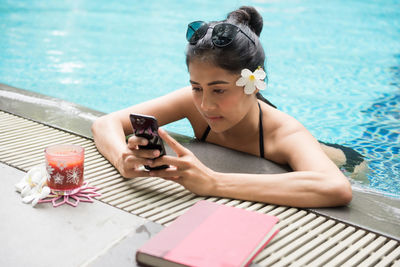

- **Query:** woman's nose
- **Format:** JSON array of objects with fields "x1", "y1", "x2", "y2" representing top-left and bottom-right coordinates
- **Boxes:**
[{"x1": 201, "y1": 93, "x2": 215, "y2": 111}]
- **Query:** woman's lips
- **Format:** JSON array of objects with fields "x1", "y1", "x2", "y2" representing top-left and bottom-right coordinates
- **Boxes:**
[{"x1": 204, "y1": 114, "x2": 223, "y2": 121}]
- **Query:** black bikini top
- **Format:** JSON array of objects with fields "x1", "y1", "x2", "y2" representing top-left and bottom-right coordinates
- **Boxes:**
[{"x1": 200, "y1": 102, "x2": 265, "y2": 159}]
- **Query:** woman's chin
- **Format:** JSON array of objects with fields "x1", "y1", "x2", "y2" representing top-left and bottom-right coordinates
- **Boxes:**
[{"x1": 208, "y1": 123, "x2": 230, "y2": 134}]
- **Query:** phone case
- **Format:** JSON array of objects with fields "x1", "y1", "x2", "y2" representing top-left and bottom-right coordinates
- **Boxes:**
[{"x1": 129, "y1": 114, "x2": 168, "y2": 170}]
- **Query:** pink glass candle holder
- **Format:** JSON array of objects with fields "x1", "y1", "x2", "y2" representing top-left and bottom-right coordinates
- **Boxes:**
[{"x1": 45, "y1": 144, "x2": 84, "y2": 195}]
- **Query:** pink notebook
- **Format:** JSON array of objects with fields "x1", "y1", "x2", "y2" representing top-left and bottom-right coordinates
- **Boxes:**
[{"x1": 136, "y1": 200, "x2": 279, "y2": 267}]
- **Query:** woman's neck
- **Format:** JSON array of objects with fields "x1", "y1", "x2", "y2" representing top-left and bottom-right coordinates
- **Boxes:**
[{"x1": 217, "y1": 100, "x2": 260, "y2": 144}]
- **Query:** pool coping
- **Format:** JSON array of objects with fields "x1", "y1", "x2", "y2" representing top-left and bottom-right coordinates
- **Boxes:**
[{"x1": 1, "y1": 83, "x2": 399, "y2": 241}]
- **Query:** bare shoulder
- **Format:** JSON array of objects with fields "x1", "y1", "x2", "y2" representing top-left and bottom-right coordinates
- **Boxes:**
[
  {"x1": 261, "y1": 103, "x2": 321, "y2": 166},
  {"x1": 97, "y1": 86, "x2": 197, "y2": 134},
  {"x1": 140, "y1": 86, "x2": 197, "y2": 125},
  {"x1": 165, "y1": 86, "x2": 206, "y2": 129},
  {"x1": 261, "y1": 103, "x2": 307, "y2": 144},
  {"x1": 263, "y1": 105, "x2": 345, "y2": 175}
]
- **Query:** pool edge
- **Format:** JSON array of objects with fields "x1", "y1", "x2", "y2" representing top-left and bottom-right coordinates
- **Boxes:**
[{"x1": 1, "y1": 83, "x2": 399, "y2": 241}]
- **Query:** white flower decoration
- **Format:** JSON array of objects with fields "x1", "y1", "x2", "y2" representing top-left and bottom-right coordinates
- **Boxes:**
[
  {"x1": 15, "y1": 164, "x2": 51, "y2": 207},
  {"x1": 57, "y1": 160, "x2": 67, "y2": 171},
  {"x1": 46, "y1": 162, "x2": 54, "y2": 181},
  {"x1": 53, "y1": 173, "x2": 64, "y2": 184},
  {"x1": 236, "y1": 68, "x2": 267, "y2": 95},
  {"x1": 66, "y1": 167, "x2": 81, "y2": 185}
]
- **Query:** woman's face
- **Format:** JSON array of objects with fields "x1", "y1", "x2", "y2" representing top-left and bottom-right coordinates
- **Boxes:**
[{"x1": 188, "y1": 60, "x2": 256, "y2": 133}]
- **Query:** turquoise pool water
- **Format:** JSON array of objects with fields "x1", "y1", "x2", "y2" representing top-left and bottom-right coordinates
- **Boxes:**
[{"x1": 1, "y1": 0, "x2": 399, "y2": 197}]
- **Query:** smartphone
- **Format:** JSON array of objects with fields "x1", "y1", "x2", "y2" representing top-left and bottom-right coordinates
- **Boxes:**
[{"x1": 129, "y1": 113, "x2": 168, "y2": 170}]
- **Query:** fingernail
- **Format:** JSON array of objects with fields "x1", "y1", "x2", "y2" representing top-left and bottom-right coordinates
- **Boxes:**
[{"x1": 153, "y1": 150, "x2": 160, "y2": 157}]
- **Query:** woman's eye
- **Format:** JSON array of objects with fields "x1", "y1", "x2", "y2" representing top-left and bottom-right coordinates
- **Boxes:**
[
  {"x1": 213, "y1": 89, "x2": 225, "y2": 94},
  {"x1": 192, "y1": 87, "x2": 202, "y2": 92}
]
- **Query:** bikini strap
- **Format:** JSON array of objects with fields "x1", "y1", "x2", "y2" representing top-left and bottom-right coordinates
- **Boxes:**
[
  {"x1": 258, "y1": 102, "x2": 265, "y2": 159},
  {"x1": 200, "y1": 125, "x2": 211, "y2": 142}
]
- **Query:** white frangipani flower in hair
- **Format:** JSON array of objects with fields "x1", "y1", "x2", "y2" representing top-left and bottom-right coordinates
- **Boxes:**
[{"x1": 236, "y1": 68, "x2": 267, "y2": 95}]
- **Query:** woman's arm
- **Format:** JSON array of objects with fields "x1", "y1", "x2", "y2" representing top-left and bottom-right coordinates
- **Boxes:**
[
  {"x1": 91, "y1": 87, "x2": 194, "y2": 177},
  {"x1": 151, "y1": 128, "x2": 352, "y2": 208},
  {"x1": 212, "y1": 172, "x2": 351, "y2": 208},
  {"x1": 212, "y1": 129, "x2": 353, "y2": 207}
]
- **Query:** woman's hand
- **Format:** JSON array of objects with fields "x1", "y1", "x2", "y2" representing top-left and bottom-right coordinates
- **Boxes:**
[
  {"x1": 148, "y1": 129, "x2": 217, "y2": 196},
  {"x1": 116, "y1": 135, "x2": 160, "y2": 178}
]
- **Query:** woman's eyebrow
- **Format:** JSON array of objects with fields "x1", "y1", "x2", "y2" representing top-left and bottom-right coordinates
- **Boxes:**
[
  {"x1": 189, "y1": 80, "x2": 229, "y2": 86},
  {"x1": 208, "y1": 80, "x2": 229, "y2": 86}
]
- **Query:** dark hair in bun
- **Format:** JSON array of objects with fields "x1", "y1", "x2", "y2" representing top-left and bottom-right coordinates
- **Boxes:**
[
  {"x1": 227, "y1": 6, "x2": 263, "y2": 37},
  {"x1": 186, "y1": 6, "x2": 267, "y2": 82}
]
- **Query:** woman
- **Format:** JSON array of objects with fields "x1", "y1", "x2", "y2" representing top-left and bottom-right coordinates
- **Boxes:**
[{"x1": 92, "y1": 6, "x2": 352, "y2": 207}]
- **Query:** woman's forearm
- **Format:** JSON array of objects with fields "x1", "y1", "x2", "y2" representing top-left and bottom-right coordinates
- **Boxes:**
[
  {"x1": 91, "y1": 115, "x2": 127, "y2": 169},
  {"x1": 211, "y1": 171, "x2": 352, "y2": 208}
]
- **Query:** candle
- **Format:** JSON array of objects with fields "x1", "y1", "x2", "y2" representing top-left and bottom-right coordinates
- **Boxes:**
[{"x1": 45, "y1": 144, "x2": 84, "y2": 195}]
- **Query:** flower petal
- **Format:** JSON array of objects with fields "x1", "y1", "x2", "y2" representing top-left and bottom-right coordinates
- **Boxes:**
[
  {"x1": 31, "y1": 171, "x2": 42, "y2": 185},
  {"x1": 28, "y1": 165, "x2": 41, "y2": 176},
  {"x1": 32, "y1": 196, "x2": 39, "y2": 207},
  {"x1": 39, "y1": 186, "x2": 51, "y2": 199},
  {"x1": 21, "y1": 185, "x2": 32, "y2": 197},
  {"x1": 254, "y1": 68, "x2": 266, "y2": 80},
  {"x1": 15, "y1": 181, "x2": 27, "y2": 193},
  {"x1": 236, "y1": 77, "x2": 247, "y2": 86},
  {"x1": 244, "y1": 82, "x2": 256, "y2": 94},
  {"x1": 22, "y1": 195, "x2": 34, "y2": 204},
  {"x1": 241, "y1": 68, "x2": 252, "y2": 78},
  {"x1": 255, "y1": 80, "x2": 267, "y2": 90}
]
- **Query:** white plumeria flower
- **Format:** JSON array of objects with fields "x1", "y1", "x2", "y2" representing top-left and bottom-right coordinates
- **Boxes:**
[
  {"x1": 236, "y1": 68, "x2": 267, "y2": 95},
  {"x1": 15, "y1": 164, "x2": 51, "y2": 207}
]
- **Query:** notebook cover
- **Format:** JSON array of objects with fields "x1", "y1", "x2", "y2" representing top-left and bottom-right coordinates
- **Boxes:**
[{"x1": 136, "y1": 200, "x2": 279, "y2": 267}]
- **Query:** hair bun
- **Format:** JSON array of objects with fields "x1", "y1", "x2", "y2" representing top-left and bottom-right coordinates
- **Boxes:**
[{"x1": 227, "y1": 6, "x2": 263, "y2": 37}]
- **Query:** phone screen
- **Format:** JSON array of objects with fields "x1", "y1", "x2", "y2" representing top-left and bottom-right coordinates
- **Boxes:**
[{"x1": 129, "y1": 114, "x2": 168, "y2": 170}]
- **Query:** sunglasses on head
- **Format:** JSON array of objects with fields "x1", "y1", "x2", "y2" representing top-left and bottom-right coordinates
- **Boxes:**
[{"x1": 186, "y1": 21, "x2": 255, "y2": 47}]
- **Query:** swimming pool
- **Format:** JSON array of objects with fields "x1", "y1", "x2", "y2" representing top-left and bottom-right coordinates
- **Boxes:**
[{"x1": 1, "y1": 0, "x2": 399, "y2": 198}]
